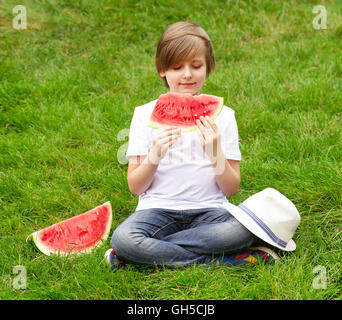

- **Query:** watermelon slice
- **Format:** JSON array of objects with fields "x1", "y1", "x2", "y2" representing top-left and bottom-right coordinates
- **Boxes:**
[
  {"x1": 27, "y1": 202, "x2": 112, "y2": 256},
  {"x1": 148, "y1": 92, "x2": 224, "y2": 132}
]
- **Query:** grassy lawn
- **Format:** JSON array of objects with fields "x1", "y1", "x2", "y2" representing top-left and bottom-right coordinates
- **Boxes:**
[{"x1": 1, "y1": 0, "x2": 341, "y2": 300}]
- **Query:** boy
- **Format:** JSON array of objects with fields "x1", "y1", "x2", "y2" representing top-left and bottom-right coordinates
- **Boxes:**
[{"x1": 105, "y1": 22, "x2": 278, "y2": 270}]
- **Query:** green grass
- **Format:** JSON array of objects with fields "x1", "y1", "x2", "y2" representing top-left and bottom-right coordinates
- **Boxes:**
[{"x1": 1, "y1": 0, "x2": 341, "y2": 300}]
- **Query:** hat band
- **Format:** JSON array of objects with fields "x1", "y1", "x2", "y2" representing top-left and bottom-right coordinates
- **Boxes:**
[{"x1": 238, "y1": 203, "x2": 287, "y2": 248}]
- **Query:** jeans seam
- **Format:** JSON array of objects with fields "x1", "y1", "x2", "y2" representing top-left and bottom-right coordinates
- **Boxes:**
[
  {"x1": 190, "y1": 219, "x2": 228, "y2": 226},
  {"x1": 151, "y1": 221, "x2": 180, "y2": 238}
]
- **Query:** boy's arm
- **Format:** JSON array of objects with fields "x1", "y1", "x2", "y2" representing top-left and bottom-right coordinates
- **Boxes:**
[
  {"x1": 127, "y1": 127, "x2": 181, "y2": 195},
  {"x1": 213, "y1": 152, "x2": 241, "y2": 197},
  {"x1": 127, "y1": 155, "x2": 158, "y2": 196},
  {"x1": 196, "y1": 115, "x2": 241, "y2": 197}
]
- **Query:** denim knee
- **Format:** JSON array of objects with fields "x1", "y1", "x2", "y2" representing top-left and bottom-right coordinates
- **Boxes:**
[{"x1": 110, "y1": 222, "x2": 144, "y2": 255}]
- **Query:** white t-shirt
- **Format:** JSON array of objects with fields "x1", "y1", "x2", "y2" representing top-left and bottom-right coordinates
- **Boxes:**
[{"x1": 126, "y1": 98, "x2": 242, "y2": 211}]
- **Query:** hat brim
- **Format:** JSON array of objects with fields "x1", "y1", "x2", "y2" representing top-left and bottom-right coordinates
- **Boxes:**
[{"x1": 223, "y1": 202, "x2": 296, "y2": 252}]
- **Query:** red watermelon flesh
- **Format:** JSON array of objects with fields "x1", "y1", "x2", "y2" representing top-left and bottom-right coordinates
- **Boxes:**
[
  {"x1": 27, "y1": 202, "x2": 112, "y2": 256},
  {"x1": 149, "y1": 92, "x2": 224, "y2": 132}
]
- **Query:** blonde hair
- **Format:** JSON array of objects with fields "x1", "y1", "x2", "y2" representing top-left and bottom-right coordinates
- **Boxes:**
[{"x1": 156, "y1": 21, "x2": 216, "y2": 88}]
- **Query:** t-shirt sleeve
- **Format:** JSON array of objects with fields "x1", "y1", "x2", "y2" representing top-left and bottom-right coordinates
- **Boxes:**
[
  {"x1": 126, "y1": 107, "x2": 150, "y2": 158},
  {"x1": 220, "y1": 109, "x2": 242, "y2": 161}
]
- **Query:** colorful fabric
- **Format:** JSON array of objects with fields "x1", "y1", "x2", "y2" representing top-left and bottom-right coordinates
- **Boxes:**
[{"x1": 209, "y1": 248, "x2": 275, "y2": 267}]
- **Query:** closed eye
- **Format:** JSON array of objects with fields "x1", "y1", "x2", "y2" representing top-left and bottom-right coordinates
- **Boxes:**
[{"x1": 173, "y1": 65, "x2": 202, "y2": 70}]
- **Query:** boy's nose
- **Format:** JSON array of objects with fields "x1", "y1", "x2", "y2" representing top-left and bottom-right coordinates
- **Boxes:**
[{"x1": 183, "y1": 66, "x2": 192, "y2": 79}]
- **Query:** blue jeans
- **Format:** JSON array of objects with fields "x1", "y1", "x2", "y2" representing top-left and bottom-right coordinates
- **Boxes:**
[{"x1": 110, "y1": 207, "x2": 256, "y2": 268}]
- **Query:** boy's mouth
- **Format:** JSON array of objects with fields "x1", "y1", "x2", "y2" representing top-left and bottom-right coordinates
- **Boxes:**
[{"x1": 180, "y1": 82, "x2": 195, "y2": 86}]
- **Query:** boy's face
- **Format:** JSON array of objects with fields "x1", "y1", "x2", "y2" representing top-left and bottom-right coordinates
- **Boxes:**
[{"x1": 159, "y1": 53, "x2": 207, "y2": 96}]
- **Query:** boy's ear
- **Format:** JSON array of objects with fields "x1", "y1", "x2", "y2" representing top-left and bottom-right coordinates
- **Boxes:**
[{"x1": 156, "y1": 57, "x2": 165, "y2": 77}]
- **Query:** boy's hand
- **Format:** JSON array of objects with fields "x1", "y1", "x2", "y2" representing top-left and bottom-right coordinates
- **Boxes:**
[
  {"x1": 196, "y1": 116, "x2": 223, "y2": 164},
  {"x1": 149, "y1": 126, "x2": 181, "y2": 164}
]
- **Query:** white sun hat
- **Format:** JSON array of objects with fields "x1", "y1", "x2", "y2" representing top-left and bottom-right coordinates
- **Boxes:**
[{"x1": 223, "y1": 188, "x2": 301, "y2": 251}]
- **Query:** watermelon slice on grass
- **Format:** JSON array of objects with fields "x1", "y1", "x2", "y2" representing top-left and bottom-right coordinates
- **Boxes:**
[
  {"x1": 27, "y1": 202, "x2": 112, "y2": 256},
  {"x1": 149, "y1": 92, "x2": 224, "y2": 132}
]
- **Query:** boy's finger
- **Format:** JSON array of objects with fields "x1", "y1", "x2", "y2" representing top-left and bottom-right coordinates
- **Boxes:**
[
  {"x1": 158, "y1": 128, "x2": 180, "y2": 138},
  {"x1": 199, "y1": 116, "x2": 210, "y2": 127},
  {"x1": 159, "y1": 133, "x2": 180, "y2": 144},
  {"x1": 196, "y1": 118, "x2": 205, "y2": 130},
  {"x1": 196, "y1": 126, "x2": 204, "y2": 142},
  {"x1": 206, "y1": 116, "x2": 218, "y2": 131},
  {"x1": 200, "y1": 116, "x2": 215, "y2": 134}
]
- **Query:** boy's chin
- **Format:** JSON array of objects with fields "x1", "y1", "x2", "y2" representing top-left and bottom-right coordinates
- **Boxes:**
[{"x1": 172, "y1": 88, "x2": 200, "y2": 96}]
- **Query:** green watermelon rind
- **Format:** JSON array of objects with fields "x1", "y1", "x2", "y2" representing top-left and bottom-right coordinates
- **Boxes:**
[
  {"x1": 26, "y1": 201, "x2": 113, "y2": 256},
  {"x1": 148, "y1": 96, "x2": 224, "y2": 132}
]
